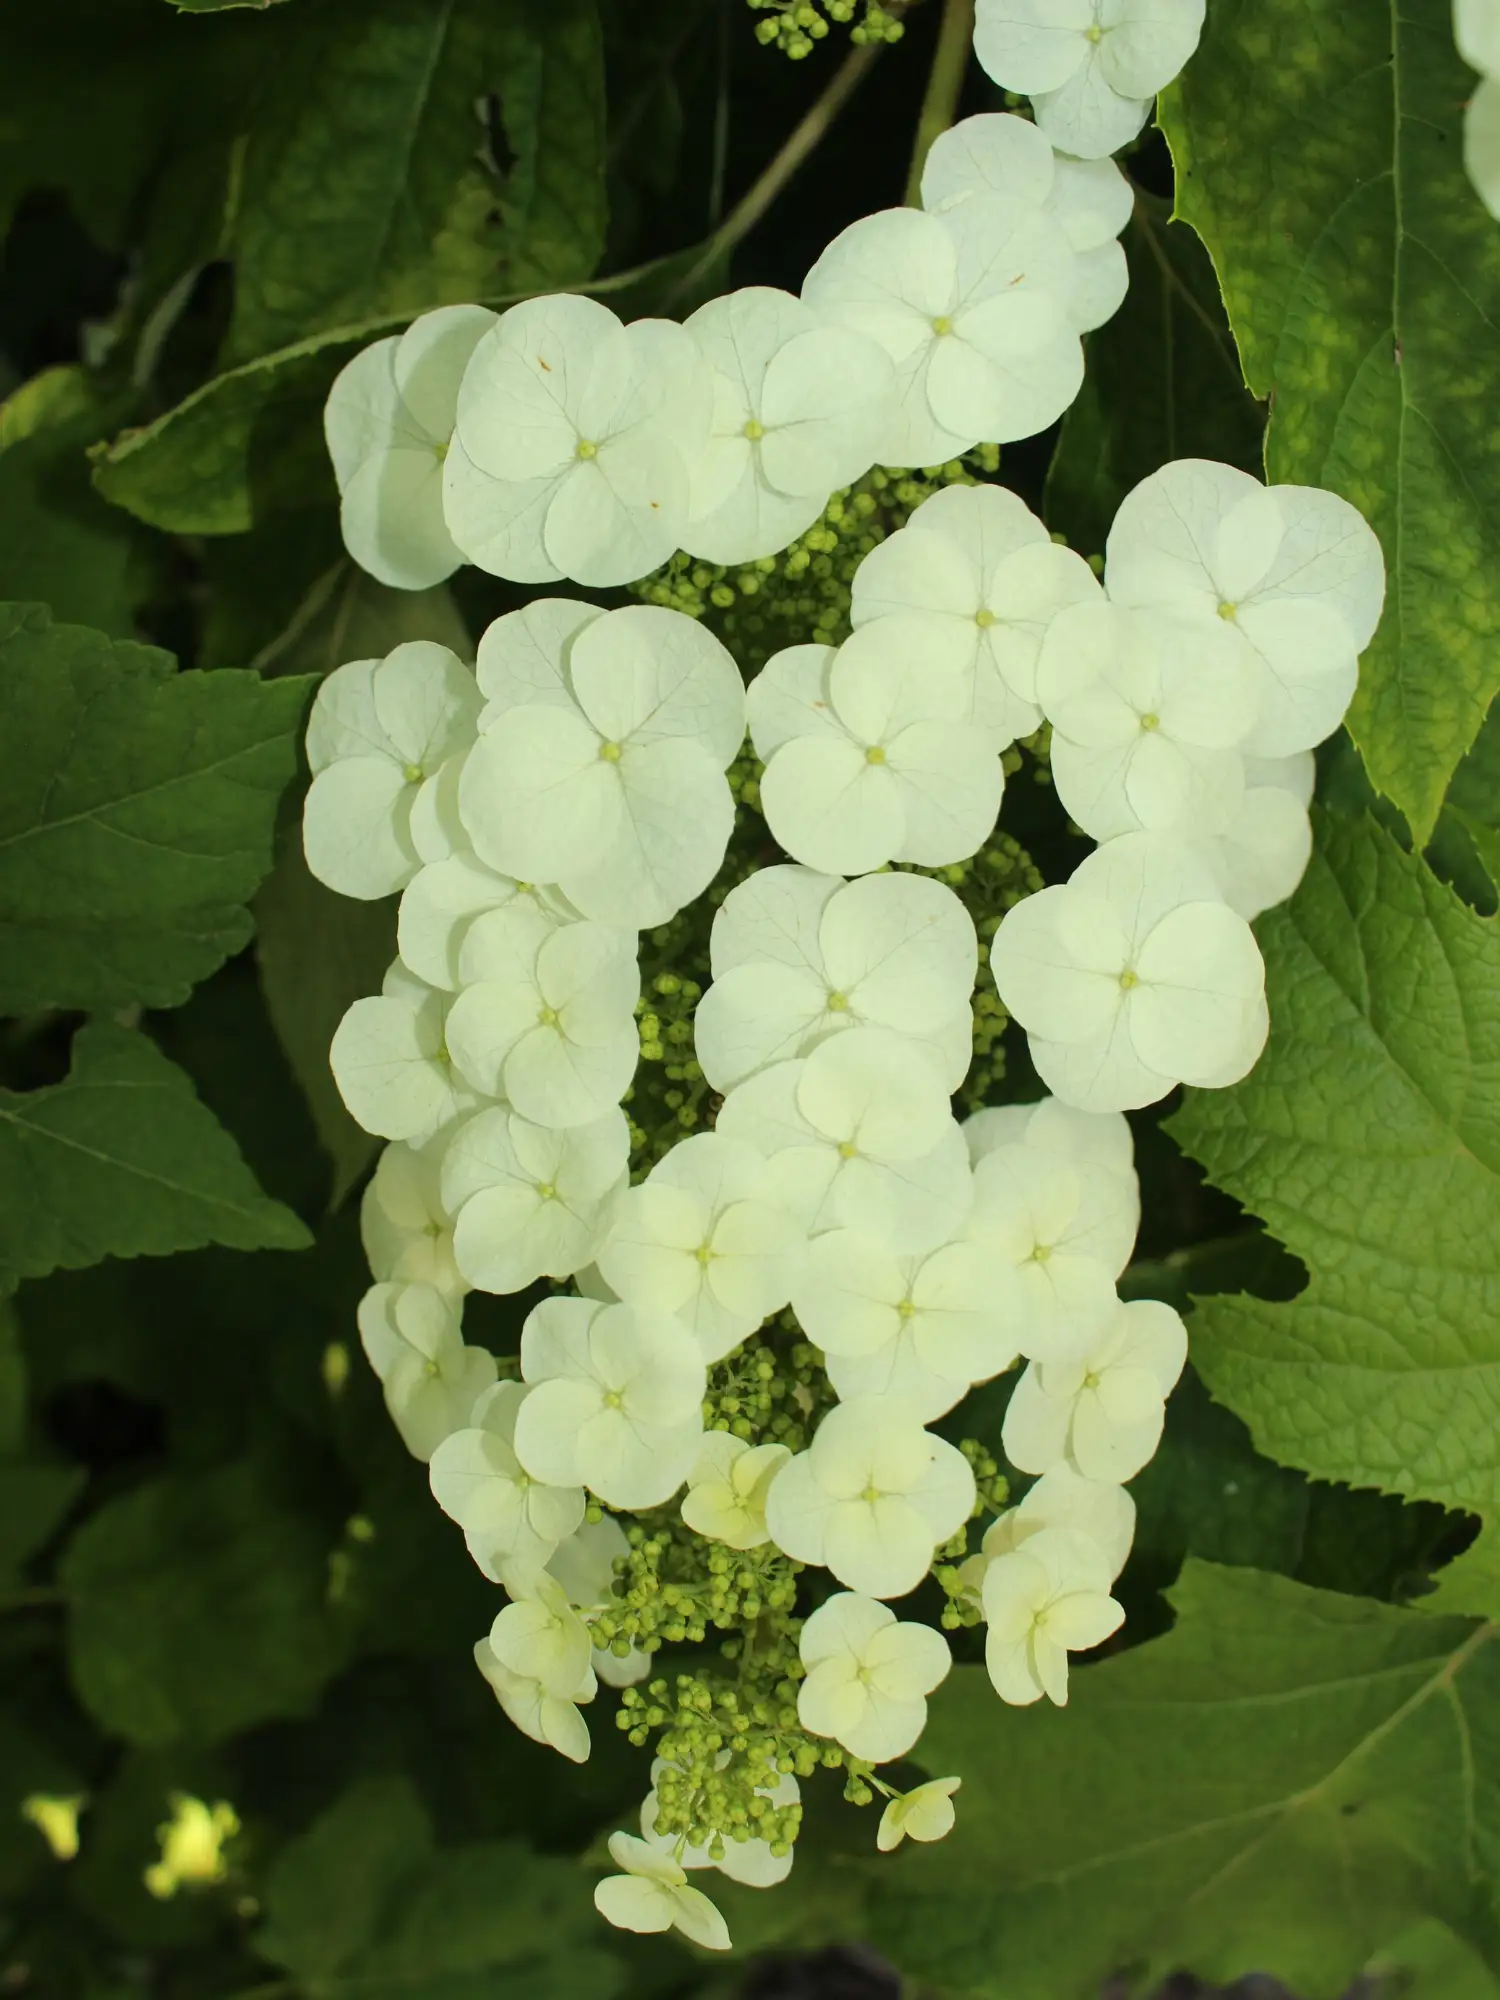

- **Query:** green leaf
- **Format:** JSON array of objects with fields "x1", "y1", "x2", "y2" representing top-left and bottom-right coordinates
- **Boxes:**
[
  {"x1": 866, "y1": 1562, "x2": 1500, "y2": 1999},
  {"x1": 93, "y1": 321, "x2": 382, "y2": 536},
  {"x1": 256, "y1": 1774, "x2": 626, "y2": 1997},
  {"x1": 59, "y1": 1459, "x2": 347, "y2": 1746},
  {"x1": 0, "y1": 369, "x2": 160, "y2": 636},
  {"x1": 0, "y1": 604, "x2": 314, "y2": 1011},
  {"x1": 1367, "y1": 1921, "x2": 1500, "y2": 2000},
  {"x1": 1159, "y1": 0, "x2": 1500, "y2": 842},
  {"x1": 257, "y1": 1776, "x2": 433, "y2": 1981},
  {"x1": 0, "y1": 1022, "x2": 310, "y2": 1296},
  {"x1": 226, "y1": 0, "x2": 606, "y2": 361},
  {"x1": 90, "y1": 248, "x2": 706, "y2": 538},
  {"x1": 255, "y1": 839, "x2": 396, "y2": 1209},
  {"x1": 1045, "y1": 192, "x2": 1263, "y2": 558},
  {"x1": 1170, "y1": 813, "x2": 1500, "y2": 1607},
  {"x1": 1441, "y1": 697, "x2": 1500, "y2": 896},
  {"x1": 0, "y1": 1467, "x2": 85, "y2": 1579}
]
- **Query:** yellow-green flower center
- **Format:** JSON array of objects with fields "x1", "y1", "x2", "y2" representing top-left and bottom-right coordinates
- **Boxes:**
[
  {"x1": 743, "y1": 418, "x2": 766, "y2": 441},
  {"x1": 1139, "y1": 712, "x2": 1161, "y2": 732},
  {"x1": 599, "y1": 741, "x2": 623, "y2": 762},
  {"x1": 403, "y1": 762, "x2": 424, "y2": 784},
  {"x1": 865, "y1": 745, "x2": 887, "y2": 765},
  {"x1": 1119, "y1": 968, "x2": 1140, "y2": 992},
  {"x1": 1217, "y1": 599, "x2": 1238, "y2": 620},
  {"x1": 931, "y1": 314, "x2": 954, "y2": 336},
  {"x1": 575, "y1": 438, "x2": 599, "y2": 460},
  {"x1": 975, "y1": 608, "x2": 998, "y2": 629}
]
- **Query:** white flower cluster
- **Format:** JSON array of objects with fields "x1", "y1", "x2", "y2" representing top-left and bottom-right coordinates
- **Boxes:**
[
  {"x1": 973, "y1": 0, "x2": 1206, "y2": 159},
  {"x1": 306, "y1": 459, "x2": 1381, "y2": 1950},
  {"x1": 1457, "y1": 0, "x2": 1500, "y2": 217},
  {"x1": 303, "y1": 0, "x2": 1393, "y2": 1947},
  {"x1": 323, "y1": 110, "x2": 1130, "y2": 598}
]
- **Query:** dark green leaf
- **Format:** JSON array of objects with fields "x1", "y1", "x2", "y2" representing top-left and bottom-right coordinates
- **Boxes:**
[
  {"x1": 867, "y1": 1563, "x2": 1500, "y2": 1999},
  {"x1": 255, "y1": 842, "x2": 396, "y2": 1209},
  {"x1": 60, "y1": 1459, "x2": 347, "y2": 1746},
  {"x1": 256, "y1": 1774, "x2": 626, "y2": 1997},
  {"x1": 0, "y1": 1467, "x2": 85, "y2": 1578},
  {"x1": 0, "y1": 369, "x2": 160, "y2": 636},
  {"x1": 0, "y1": 1022, "x2": 310, "y2": 1295},
  {"x1": 227, "y1": 0, "x2": 606, "y2": 360},
  {"x1": 0, "y1": 604, "x2": 313, "y2": 1011},
  {"x1": 257, "y1": 1775, "x2": 433, "y2": 1981},
  {"x1": 89, "y1": 255, "x2": 708, "y2": 537},
  {"x1": 1046, "y1": 192, "x2": 1263, "y2": 557},
  {"x1": 1171, "y1": 813, "x2": 1500, "y2": 1607},
  {"x1": 1160, "y1": 0, "x2": 1500, "y2": 841}
]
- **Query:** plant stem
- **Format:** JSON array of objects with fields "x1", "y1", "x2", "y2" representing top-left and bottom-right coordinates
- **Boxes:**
[
  {"x1": 666, "y1": 19, "x2": 914, "y2": 307},
  {"x1": 903, "y1": 0, "x2": 975, "y2": 204}
]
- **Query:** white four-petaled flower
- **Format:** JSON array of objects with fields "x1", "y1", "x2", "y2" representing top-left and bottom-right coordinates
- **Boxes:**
[
  {"x1": 324, "y1": 305, "x2": 495, "y2": 589},
  {"x1": 973, "y1": 0, "x2": 1206, "y2": 160},
  {"x1": 441, "y1": 1103, "x2": 628, "y2": 1294},
  {"x1": 982, "y1": 1524, "x2": 1124, "y2": 1705},
  {"x1": 765, "y1": 1399, "x2": 974, "y2": 1598},
  {"x1": 990, "y1": 831, "x2": 1268, "y2": 1112},
  {"x1": 356, "y1": 1280, "x2": 496, "y2": 1462},
  {"x1": 513, "y1": 1296, "x2": 706, "y2": 1509},
  {"x1": 444, "y1": 905, "x2": 640, "y2": 1127},
  {"x1": 803, "y1": 200, "x2": 1082, "y2": 465},
  {"x1": 850, "y1": 481, "x2": 1099, "y2": 750},
  {"x1": 877, "y1": 1776, "x2": 962, "y2": 1851},
  {"x1": 429, "y1": 1379, "x2": 586, "y2": 1586},
  {"x1": 920, "y1": 113, "x2": 1132, "y2": 332},
  {"x1": 796, "y1": 1591, "x2": 952, "y2": 1760},
  {"x1": 360, "y1": 1140, "x2": 464, "y2": 1298},
  {"x1": 330, "y1": 962, "x2": 482, "y2": 1145},
  {"x1": 596, "y1": 1132, "x2": 804, "y2": 1362},
  {"x1": 715, "y1": 1027, "x2": 973, "y2": 1255},
  {"x1": 791, "y1": 1224, "x2": 1020, "y2": 1421},
  {"x1": 475, "y1": 1628, "x2": 595, "y2": 1763},
  {"x1": 593, "y1": 1832, "x2": 732, "y2": 1950},
  {"x1": 681, "y1": 286, "x2": 895, "y2": 563},
  {"x1": 694, "y1": 865, "x2": 977, "y2": 1094},
  {"x1": 680, "y1": 1433, "x2": 792, "y2": 1549},
  {"x1": 444, "y1": 295, "x2": 711, "y2": 587},
  {"x1": 459, "y1": 603, "x2": 745, "y2": 929},
  {"x1": 303, "y1": 643, "x2": 482, "y2": 900},
  {"x1": 749, "y1": 627, "x2": 1005, "y2": 877},
  {"x1": 1002, "y1": 1296, "x2": 1189, "y2": 1480},
  {"x1": 1036, "y1": 597, "x2": 1263, "y2": 841},
  {"x1": 1104, "y1": 459, "x2": 1385, "y2": 756}
]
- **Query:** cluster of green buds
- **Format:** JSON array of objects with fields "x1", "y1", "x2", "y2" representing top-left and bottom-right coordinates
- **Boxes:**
[
  {"x1": 746, "y1": 0, "x2": 906, "y2": 58},
  {"x1": 632, "y1": 452, "x2": 1001, "y2": 675}
]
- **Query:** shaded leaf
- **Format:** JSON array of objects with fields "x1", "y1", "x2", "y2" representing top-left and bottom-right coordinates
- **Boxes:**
[
  {"x1": 60, "y1": 1459, "x2": 347, "y2": 1746},
  {"x1": 1171, "y1": 813, "x2": 1500, "y2": 1609},
  {"x1": 868, "y1": 1563, "x2": 1500, "y2": 2000},
  {"x1": 227, "y1": 0, "x2": 606, "y2": 360},
  {"x1": 255, "y1": 1773, "x2": 626, "y2": 1997},
  {"x1": 1046, "y1": 192, "x2": 1263, "y2": 557},
  {"x1": 0, "y1": 604, "x2": 313, "y2": 1012},
  {"x1": 0, "y1": 1022, "x2": 310, "y2": 1296},
  {"x1": 0, "y1": 369, "x2": 160, "y2": 636}
]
